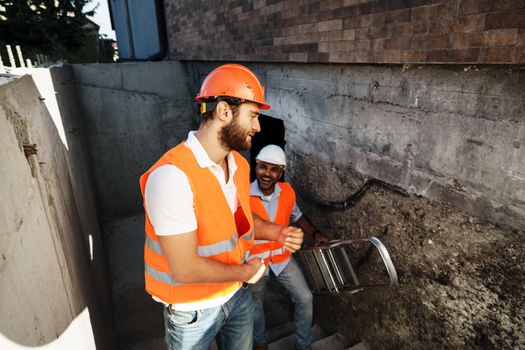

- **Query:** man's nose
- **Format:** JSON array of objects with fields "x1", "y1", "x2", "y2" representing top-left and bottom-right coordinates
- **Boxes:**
[{"x1": 252, "y1": 117, "x2": 261, "y2": 133}]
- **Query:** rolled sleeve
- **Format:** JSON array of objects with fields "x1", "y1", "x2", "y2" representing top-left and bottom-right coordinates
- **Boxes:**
[{"x1": 290, "y1": 201, "x2": 303, "y2": 223}]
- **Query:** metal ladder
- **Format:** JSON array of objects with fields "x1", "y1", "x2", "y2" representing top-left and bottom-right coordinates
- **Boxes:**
[{"x1": 295, "y1": 237, "x2": 398, "y2": 294}]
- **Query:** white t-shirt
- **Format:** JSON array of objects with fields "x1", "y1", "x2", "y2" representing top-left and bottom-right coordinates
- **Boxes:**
[{"x1": 144, "y1": 131, "x2": 240, "y2": 311}]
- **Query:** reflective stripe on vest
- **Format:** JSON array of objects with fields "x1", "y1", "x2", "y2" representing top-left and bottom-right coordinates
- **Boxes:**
[
  {"x1": 250, "y1": 182, "x2": 295, "y2": 265},
  {"x1": 146, "y1": 232, "x2": 251, "y2": 257},
  {"x1": 140, "y1": 142, "x2": 254, "y2": 304}
]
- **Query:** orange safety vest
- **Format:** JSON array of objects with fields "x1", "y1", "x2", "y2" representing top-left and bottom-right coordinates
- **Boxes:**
[
  {"x1": 139, "y1": 142, "x2": 254, "y2": 304},
  {"x1": 250, "y1": 182, "x2": 296, "y2": 266}
]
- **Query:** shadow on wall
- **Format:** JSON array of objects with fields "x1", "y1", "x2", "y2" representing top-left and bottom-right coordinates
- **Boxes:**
[{"x1": 0, "y1": 68, "x2": 116, "y2": 349}]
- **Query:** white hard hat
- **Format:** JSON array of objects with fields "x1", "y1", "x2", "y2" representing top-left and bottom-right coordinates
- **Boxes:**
[{"x1": 256, "y1": 145, "x2": 287, "y2": 168}]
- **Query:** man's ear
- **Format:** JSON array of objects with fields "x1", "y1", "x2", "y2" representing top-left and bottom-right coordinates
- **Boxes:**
[{"x1": 215, "y1": 101, "x2": 232, "y2": 122}]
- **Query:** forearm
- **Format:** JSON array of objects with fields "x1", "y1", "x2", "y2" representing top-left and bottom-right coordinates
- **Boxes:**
[
  {"x1": 158, "y1": 232, "x2": 258, "y2": 284},
  {"x1": 252, "y1": 213, "x2": 283, "y2": 240},
  {"x1": 174, "y1": 256, "x2": 250, "y2": 284},
  {"x1": 252, "y1": 212, "x2": 304, "y2": 253}
]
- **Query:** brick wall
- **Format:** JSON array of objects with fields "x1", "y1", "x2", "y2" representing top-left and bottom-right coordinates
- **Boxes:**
[{"x1": 164, "y1": 0, "x2": 525, "y2": 64}]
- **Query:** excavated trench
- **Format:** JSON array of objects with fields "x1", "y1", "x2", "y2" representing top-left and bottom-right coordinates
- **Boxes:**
[
  {"x1": 290, "y1": 162, "x2": 525, "y2": 350},
  {"x1": 2, "y1": 62, "x2": 524, "y2": 350}
]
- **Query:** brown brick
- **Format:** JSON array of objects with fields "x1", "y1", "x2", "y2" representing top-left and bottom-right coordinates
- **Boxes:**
[
  {"x1": 427, "y1": 48, "x2": 480, "y2": 62},
  {"x1": 411, "y1": 0, "x2": 440, "y2": 7},
  {"x1": 343, "y1": 17, "x2": 362, "y2": 29},
  {"x1": 483, "y1": 29, "x2": 519, "y2": 46},
  {"x1": 319, "y1": 30, "x2": 345, "y2": 42},
  {"x1": 296, "y1": 23, "x2": 317, "y2": 34},
  {"x1": 289, "y1": 52, "x2": 308, "y2": 62},
  {"x1": 343, "y1": 29, "x2": 357, "y2": 40},
  {"x1": 344, "y1": 0, "x2": 375, "y2": 6},
  {"x1": 382, "y1": 36, "x2": 411, "y2": 50},
  {"x1": 400, "y1": 50, "x2": 428, "y2": 62},
  {"x1": 281, "y1": 43, "x2": 318, "y2": 53},
  {"x1": 281, "y1": 7, "x2": 298, "y2": 19},
  {"x1": 411, "y1": 5, "x2": 432, "y2": 22},
  {"x1": 413, "y1": 21, "x2": 430, "y2": 35},
  {"x1": 485, "y1": 9, "x2": 525, "y2": 29},
  {"x1": 272, "y1": 36, "x2": 285, "y2": 46},
  {"x1": 515, "y1": 45, "x2": 525, "y2": 63},
  {"x1": 479, "y1": 47, "x2": 516, "y2": 62},
  {"x1": 518, "y1": 29, "x2": 525, "y2": 45},
  {"x1": 354, "y1": 28, "x2": 369, "y2": 40},
  {"x1": 411, "y1": 34, "x2": 449, "y2": 49},
  {"x1": 450, "y1": 31, "x2": 484, "y2": 48},
  {"x1": 328, "y1": 52, "x2": 357, "y2": 63},
  {"x1": 316, "y1": 19, "x2": 343, "y2": 32},
  {"x1": 384, "y1": 8, "x2": 411, "y2": 25},
  {"x1": 307, "y1": 52, "x2": 330, "y2": 62},
  {"x1": 489, "y1": 0, "x2": 525, "y2": 11},
  {"x1": 373, "y1": 38, "x2": 387, "y2": 50},
  {"x1": 362, "y1": 12, "x2": 387, "y2": 27},
  {"x1": 370, "y1": 50, "x2": 403, "y2": 63},
  {"x1": 458, "y1": 0, "x2": 490, "y2": 15},
  {"x1": 389, "y1": 22, "x2": 413, "y2": 37},
  {"x1": 320, "y1": 0, "x2": 344, "y2": 11},
  {"x1": 454, "y1": 14, "x2": 486, "y2": 32},
  {"x1": 430, "y1": 2, "x2": 459, "y2": 20},
  {"x1": 349, "y1": 39, "x2": 371, "y2": 51},
  {"x1": 367, "y1": 25, "x2": 389, "y2": 39},
  {"x1": 428, "y1": 18, "x2": 456, "y2": 34},
  {"x1": 321, "y1": 40, "x2": 370, "y2": 52}
]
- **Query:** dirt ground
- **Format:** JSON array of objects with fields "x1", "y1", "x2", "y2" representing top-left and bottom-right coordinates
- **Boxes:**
[{"x1": 303, "y1": 185, "x2": 525, "y2": 349}]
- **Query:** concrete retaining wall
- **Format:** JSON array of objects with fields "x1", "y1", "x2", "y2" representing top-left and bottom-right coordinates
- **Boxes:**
[
  {"x1": 0, "y1": 69, "x2": 116, "y2": 349},
  {"x1": 186, "y1": 62, "x2": 525, "y2": 232},
  {"x1": 72, "y1": 61, "x2": 195, "y2": 219}
]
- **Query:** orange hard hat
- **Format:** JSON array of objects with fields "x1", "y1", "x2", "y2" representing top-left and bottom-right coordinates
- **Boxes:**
[{"x1": 195, "y1": 64, "x2": 271, "y2": 110}]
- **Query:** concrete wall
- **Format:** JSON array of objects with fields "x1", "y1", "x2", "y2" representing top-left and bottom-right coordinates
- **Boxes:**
[
  {"x1": 186, "y1": 62, "x2": 525, "y2": 231},
  {"x1": 185, "y1": 61, "x2": 525, "y2": 349},
  {"x1": 72, "y1": 61, "x2": 195, "y2": 219},
  {"x1": 72, "y1": 61, "x2": 195, "y2": 348},
  {"x1": 0, "y1": 69, "x2": 116, "y2": 349}
]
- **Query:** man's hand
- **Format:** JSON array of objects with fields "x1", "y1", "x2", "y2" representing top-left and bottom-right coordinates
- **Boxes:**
[
  {"x1": 278, "y1": 226, "x2": 304, "y2": 253},
  {"x1": 313, "y1": 232, "x2": 329, "y2": 246},
  {"x1": 244, "y1": 258, "x2": 266, "y2": 284}
]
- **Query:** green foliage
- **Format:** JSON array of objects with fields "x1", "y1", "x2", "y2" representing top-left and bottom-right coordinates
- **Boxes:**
[{"x1": 0, "y1": 0, "x2": 98, "y2": 62}]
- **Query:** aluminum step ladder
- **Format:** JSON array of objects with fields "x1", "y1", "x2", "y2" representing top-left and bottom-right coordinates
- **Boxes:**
[{"x1": 295, "y1": 237, "x2": 398, "y2": 294}]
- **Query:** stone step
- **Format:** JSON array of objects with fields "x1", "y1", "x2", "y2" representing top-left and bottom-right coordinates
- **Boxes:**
[
  {"x1": 268, "y1": 324, "x2": 325, "y2": 350},
  {"x1": 312, "y1": 333, "x2": 347, "y2": 350}
]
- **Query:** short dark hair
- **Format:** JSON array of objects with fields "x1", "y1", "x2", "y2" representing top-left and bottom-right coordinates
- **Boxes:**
[{"x1": 199, "y1": 96, "x2": 242, "y2": 123}]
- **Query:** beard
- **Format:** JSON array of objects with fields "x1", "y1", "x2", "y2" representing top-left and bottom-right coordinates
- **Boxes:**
[{"x1": 218, "y1": 115, "x2": 252, "y2": 151}]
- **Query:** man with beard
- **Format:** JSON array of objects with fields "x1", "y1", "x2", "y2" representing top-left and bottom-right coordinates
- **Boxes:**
[
  {"x1": 139, "y1": 64, "x2": 304, "y2": 350},
  {"x1": 250, "y1": 145, "x2": 328, "y2": 350}
]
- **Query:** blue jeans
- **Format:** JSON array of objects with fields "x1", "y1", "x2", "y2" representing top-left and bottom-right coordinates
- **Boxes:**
[
  {"x1": 164, "y1": 286, "x2": 254, "y2": 350},
  {"x1": 252, "y1": 258, "x2": 313, "y2": 350}
]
